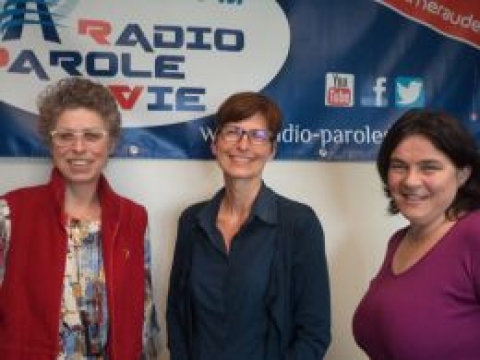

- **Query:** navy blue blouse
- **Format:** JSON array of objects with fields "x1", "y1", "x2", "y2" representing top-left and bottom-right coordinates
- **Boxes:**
[
  {"x1": 167, "y1": 184, "x2": 331, "y2": 360},
  {"x1": 191, "y1": 186, "x2": 277, "y2": 360}
]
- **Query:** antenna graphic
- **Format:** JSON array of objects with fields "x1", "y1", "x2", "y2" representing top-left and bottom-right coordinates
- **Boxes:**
[{"x1": 1, "y1": 0, "x2": 60, "y2": 42}]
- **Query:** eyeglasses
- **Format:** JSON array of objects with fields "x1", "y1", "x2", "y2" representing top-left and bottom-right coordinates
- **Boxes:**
[
  {"x1": 217, "y1": 125, "x2": 273, "y2": 145},
  {"x1": 50, "y1": 128, "x2": 108, "y2": 147}
]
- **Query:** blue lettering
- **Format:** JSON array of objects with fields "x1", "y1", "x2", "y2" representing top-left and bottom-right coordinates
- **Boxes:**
[
  {"x1": 86, "y1": 52, "x2": 118, "y2": 77},
  {"x1": 50, "y1": 51, "x2": 82, "y2": 76},
  {"x1": 148, "y1": 87, "x2": 174, "y2": 111},
  {"x1": 121, "y1": 53, "x2": 152, "y2": 77},
  {"x1": 153, "y1": 25, "x2": 183, "y2": 48},
  {"x1": 176, "y1": 87, "x2": 206, "y2": 111},
  {"x1": 116, "y1": 24, "x2": 153, "y2": 52},
  {"x1": 215, "y1": 28, "x2": 244, "y2": 51},
  {"x1": 9, "y1": 50, "x2": 48, "y2": 80},
  {"x1": 147, "y1": 86, "x2": 206, "y2": 111},
  {"x1": 155, "y1": 55, "x2": 185, "y2": 79},
  {"x1": 115, "y1": 23, "x2": 244, "y2": 52},
  {"x1": 186, "y1": 27, "x2": 212, "y2": 50}
]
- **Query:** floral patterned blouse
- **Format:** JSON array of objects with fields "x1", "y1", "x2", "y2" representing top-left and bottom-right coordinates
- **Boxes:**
[{"x1": 0, "y1": 199, "x2": 160, "y2": 359}]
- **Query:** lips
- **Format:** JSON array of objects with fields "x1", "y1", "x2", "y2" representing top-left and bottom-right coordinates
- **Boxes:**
[
  {"x1": 395, "y1": 191, "x2": 429, "y2": 209},
  {"x1": 404, "y1": 193, "x2": 425, "y2": 200},
  {"x1": 229, "y1": 154, "x2": 254, "y2": 163},
  {"x1": 68, "y1": 159, "x2": 92, "y2": 166},
  {"x1": 66, "y1": 159, "x2": 95, "y2": 171}
]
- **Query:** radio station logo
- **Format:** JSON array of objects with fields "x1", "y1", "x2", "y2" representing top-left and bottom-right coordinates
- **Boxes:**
[
  {"x1": 395, "y1": 77, "x2": 425, "y2": 108},
  {"x1": 325, "y1": 72, "x2": 354, "y2": 107},
  {"x1": 0, "y1": 0, "x2": 290, "y2": 127}
]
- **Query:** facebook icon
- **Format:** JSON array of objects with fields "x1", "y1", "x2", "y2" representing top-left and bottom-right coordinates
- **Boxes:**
[
  {"x1": 360, "y1": 76, "x2": 388, "y2": 107},
  {"x1": 373, "y1": 77, "x2": 387, "y2": 106}
]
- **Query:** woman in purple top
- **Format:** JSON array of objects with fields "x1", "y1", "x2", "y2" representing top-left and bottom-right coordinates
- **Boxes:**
[{"x1": 352, "y1": 109, "x2": 480, "y2": 359}]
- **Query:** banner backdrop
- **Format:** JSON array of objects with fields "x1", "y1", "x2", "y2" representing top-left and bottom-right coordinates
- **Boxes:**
[{"x1": 0, "y1": 0, "x2": 479, "y2": 160}]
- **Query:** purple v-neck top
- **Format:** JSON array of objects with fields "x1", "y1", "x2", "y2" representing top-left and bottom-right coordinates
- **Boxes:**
[{"x1": 353, "y1": 211, "x2": 480, "y2": 360}]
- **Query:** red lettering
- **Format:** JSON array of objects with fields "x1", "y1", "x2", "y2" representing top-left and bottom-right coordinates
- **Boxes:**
[
  {"x1": 109, "y1": 85, "x2": 143, "y2": 110},
  {"x1": 78, "y1": 19, "x2": 111, "y2": 45},
  {"x1": 0, "y1": 48, "x2": 9, "y2": 67},
  {"x1": 327, "y1": 88, "x2": 352, "y2": 107}
]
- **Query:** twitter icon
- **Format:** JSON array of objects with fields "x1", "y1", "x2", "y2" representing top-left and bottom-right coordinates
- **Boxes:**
[{"x1": 395, "y1": 77, "x2": 425, "y2": 108}]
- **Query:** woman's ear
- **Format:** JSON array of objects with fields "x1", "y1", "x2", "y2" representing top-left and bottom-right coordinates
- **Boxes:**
[
  {"x1": 269, "y1": 143, "x2": 277, "y2": 160},
  {"x1": 457, "y1": 166, "x2": 472, "y2": 186},
  {"x1": 210, "y1": 140, "x2": 217, "y2": 157},
  {"x1": 109, "y1": 140, "x2": 117, "y2": 155}
]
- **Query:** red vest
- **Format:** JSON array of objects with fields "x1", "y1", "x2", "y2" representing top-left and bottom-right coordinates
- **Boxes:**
[{"x1": 0, "y1": 168, "x2": 147, "y2": 360}]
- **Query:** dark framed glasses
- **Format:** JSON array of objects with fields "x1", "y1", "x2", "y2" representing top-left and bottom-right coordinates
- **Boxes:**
[{"x1": 218, "y1": 125, "x2": 273, "y2": 145}]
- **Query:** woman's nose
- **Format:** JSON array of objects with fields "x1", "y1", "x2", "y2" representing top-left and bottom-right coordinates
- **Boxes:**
[
  {"x1": 236, "y1": 132, "x2": 250, "y2": 149},
  {"x1": 72, "y1": 134, "x2": 87, "y2": 151},
  {"x1": 403, "y1": 169, "x2": 421, "y2": 186}
]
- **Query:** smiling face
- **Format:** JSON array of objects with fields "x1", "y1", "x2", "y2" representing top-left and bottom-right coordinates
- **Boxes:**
[
  {"x1": 387, "y1": 134, "x2": 470, "y2": 229},
  {"x1": 51, "y1": 108, "x2": 114, "y2": 188},
  {"x1": 212, "y1": 112, "x2": 275, "y2": 184}
]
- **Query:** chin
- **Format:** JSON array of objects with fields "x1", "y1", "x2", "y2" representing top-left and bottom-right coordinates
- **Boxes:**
[
  {"x1": 63, "y1": 172, "x2": 100, "y2": 184},
  {"x1": 227, "y1": 169, "x2": 261, "y2": 179}
]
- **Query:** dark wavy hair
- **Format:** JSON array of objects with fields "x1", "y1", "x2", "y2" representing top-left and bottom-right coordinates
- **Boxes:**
[
  {"x1": 215, "y1": 91, "x2": 283, "y2": 143},
  {"x1": 377, "y1": 109, "x2": 480, "y2": 217},
  {"x1": 37, "y1": 77, "x2": 121, "y2": 146}
]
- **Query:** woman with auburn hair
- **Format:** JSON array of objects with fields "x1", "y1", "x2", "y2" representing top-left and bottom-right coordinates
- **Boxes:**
[{"x1": 167, "y1": 91, "x2": 331, "y2": 360}]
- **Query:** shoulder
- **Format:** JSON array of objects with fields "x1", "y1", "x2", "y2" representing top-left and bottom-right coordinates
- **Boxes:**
[
  {"x1": 449, "y1": 211, "x2": 480, "y2": 276},
  {"x1": 0, "y1": 198, "x2": 10, "y2": 222},
  {"x1": 120, "y1": 196, "x2": 147, "y2": 222},
  {"x1": 453, "y1": 211, "x2": 480, "y2": 246},
  {"x1": 272, "y1": 190, "x2": 320, "y2": 225},
  {"x1": 172, "y1": 201, "x2": 210, "y2": 257},
  {"x1": 385, "y1": 227, "x2": 408, "y2": 255},
  {"x1": 268, "y1": 190, "x2": 325, "y2": 252},
  {"x1": 119, "y1": 195, "x2": 146, "y2": 213},
  {"x1": 179, "y1": 200, "x2": 209, "y2": 222},
  {"x1": 458, "y1": 210, "x2": 480, "y2": 225},
  {"x1": 389, "y1": 227, "x2": 408, "y2": 243},
  {"x1": 3, "y1": 183, "x2": 48, "y2": 198},
  {"x1": 100, "y1": 177, "x2": 147, "y2": 219},
  {"x1": 2, "y1": 183, "x2": 49, "y2": 207},
  {"x1": 105, "y1": 190, "x2": 148, "y2": 229}
]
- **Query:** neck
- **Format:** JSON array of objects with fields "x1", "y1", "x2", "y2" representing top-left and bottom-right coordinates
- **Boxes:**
[
  {"x1": 407, "y1": 216, "x2": 454, "y2": 244},
  {"x1": 64, "y1": 182, "x2": 101, "y2": 220},
  {"x1": 216, "y1": 181, "x2": 261, "y2": 251},
  {"x1": 223, "y1": 180, "x2": 261, "y2": 213}
]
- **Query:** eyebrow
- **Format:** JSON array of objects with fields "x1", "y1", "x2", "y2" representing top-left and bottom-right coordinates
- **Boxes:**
[
  {"x1": 390, "y1": 157, "x2": 443, "y2": 166},
  {"x1": 54, "y1": 127, "x2": 106, "y2": 131}
]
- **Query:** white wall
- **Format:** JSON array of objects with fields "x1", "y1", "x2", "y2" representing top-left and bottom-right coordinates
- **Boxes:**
[{"x1": 0, "y1": 158, "x2": 406, "y2": 359}]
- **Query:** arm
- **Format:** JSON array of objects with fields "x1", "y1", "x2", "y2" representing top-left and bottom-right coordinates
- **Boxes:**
[
  {"x1": 470, "y1": 221, "x2": 480, "y2": 304},
  {"x1": 142, "y1": 227, "x2": 161, "y2": 359},
  {"x1": 0, "y1": 199, "x2": 11, "y2": 287},
  {"x1": 166, "y1": 211, "x2": 192, "y2": 360},
  {"x1": 286, "y1": 208, "x2": 331, "y2": 360}
]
